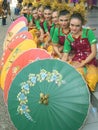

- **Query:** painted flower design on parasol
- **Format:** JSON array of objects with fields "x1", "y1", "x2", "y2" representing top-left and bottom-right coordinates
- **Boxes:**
[{"x1": 17, "y1": 69, "x2": 63, "y2": 122}]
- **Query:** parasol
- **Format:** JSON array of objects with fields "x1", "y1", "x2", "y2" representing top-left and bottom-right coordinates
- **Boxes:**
[
  {"x1": 4, "y1": 48, "x2": 52, "y2": 104},
  {"x1": 1, "y1": 31, "x2": 33, "y2": 67},
  {"x1": 9, "y1": 31, "x2": 33, "y2": 45},
  {"x1": 1, "y1": 39, "x2": 36, "y2": 90},
  {"x1": 0, "y1": 31, "x2": 33, "y2": 86},
  {"x1": 18, "y1": 26, "x2": 28, "y2": 32},
  {"x1": 8, "y1": 59, "x2": 90, "y2": 130},
  {"x1": 7, "y1": 16, "x2": 27, "y2": 33},
  {"x1": 3, "y1": 21, "x2": 27, "y2": 49}
]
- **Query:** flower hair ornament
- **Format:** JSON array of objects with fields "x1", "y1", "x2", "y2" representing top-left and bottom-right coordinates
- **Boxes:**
[{"x1": 71, "y1": 2, "x2": 87, "y2": 24}]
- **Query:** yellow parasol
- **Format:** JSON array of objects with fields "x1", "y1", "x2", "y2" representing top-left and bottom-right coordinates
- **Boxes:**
[{"x1": 1, "y1": 39, "x2": 36, "y2": 90}]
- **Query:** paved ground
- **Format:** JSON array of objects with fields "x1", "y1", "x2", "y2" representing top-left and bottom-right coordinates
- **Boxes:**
[
  {"x1": 0, "y1": 15, "x2": 16, "y2": 130},
  {"x1": 0, "y1": 5, "x2": 98, "y2": 130}
]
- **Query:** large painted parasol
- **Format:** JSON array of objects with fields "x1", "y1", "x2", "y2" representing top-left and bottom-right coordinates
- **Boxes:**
[{"x1": 8, "y1": 59, "x2": 90, "y2": 130}]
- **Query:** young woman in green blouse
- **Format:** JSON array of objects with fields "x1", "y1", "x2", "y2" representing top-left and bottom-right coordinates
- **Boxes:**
[
  {"x1": 52, "y1": 9, "x2": 70, "y2": 58},
  {"x1": 62, "y1": 12, "x2": 98, "y2": 91}
]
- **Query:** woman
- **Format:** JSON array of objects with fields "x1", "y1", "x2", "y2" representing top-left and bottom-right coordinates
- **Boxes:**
[
  {"x1": 43, "y1": 5, "x2": 52, "y2": 47},
  {"x1": 29, "y1": 6, "x2": 38, "y2": 27},
  {"x1": 38, "y1": 4, "x2": 59, "y2": 53},
  {"x1": 29, "y1": 6, "x2": 39, "y2": 45},
  {"x1": 52, "y1": 9, "x2": 70, "y2": 58},
  {"x1": 87, "y1": 0, "x2": 93, "y2": 9},
  {"x1": 35, "y1": 4, "x2": 45, "y2": 43},
  {"x1": 36, "y1": 4, "x2": 44, "y2": 31},
  {"x1": 35, "y1": 5, "x2": 53, "y2": 49},
  {"x1": 50, "y1": 9, "x2": 59, "y2": 38},
  {"x1": 20, "y1": 4, "x2": 28, "y2": 19},
  {"x1": 43, "y1": 5, "x2": 52, "y2": 31},
  {"x1": 62, "y1": 12, "x2": 98, "y2": 91},
  {"x1": 27, "y1": 3, "x2": 33, "y2": 24},
  {"x1": 43, "y1": 8, "x2": 59, "y2": 45},
  {"x1": 43, "y1": 8, "x2": 59, "y2": 54}
]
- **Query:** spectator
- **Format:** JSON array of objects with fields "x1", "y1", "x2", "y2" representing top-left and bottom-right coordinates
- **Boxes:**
[
  {"x1": 14, "y1": 3, "x2": 21, "y2": 15},
  {"x1": 2, "y1": 9, "x2": 7, "y2": 25}
]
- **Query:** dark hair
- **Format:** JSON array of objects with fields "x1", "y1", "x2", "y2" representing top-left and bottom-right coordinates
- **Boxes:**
[
  {"x1": 38, "y1": 4, "x2": 43, "y2": 9},
  {"x1": 28, "y1": 3, "x2": 32, "y2": 8},
  {"x1": 32, "y1": 7, "x2": 37, "y2": 11},
  {"x1": 70, "y1": 13, "x2": 85, "y2": 25},
  {"x1": 59, "y1": 9, "x2": 70, "y2": 17},
  {"x1": 52, "y1": 9, "x2": 58, "y2": 12},
  {"x1": 44, "y1": 5, "x2": 51, "y2": 10}
]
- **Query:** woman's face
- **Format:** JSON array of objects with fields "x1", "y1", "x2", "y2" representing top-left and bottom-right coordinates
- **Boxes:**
[
  {"x1": 22, "y1": 6, "x2": 28, "y2": 14},
  {"x1": 38, "y1": 6, "x2": 44, "y2": 17},
  {"x1": 52, "y1": 11, "x2": 58, "y2": 24},
  {"x1": 59, "y1": 14, "x2": 70, "y2": 29},
  {"x1": 44, "y1": 9, "x2": 52, "y2": 21},
  {"x1": 70, "y1": 18, "x2": 82, "y2": 35},
  {"x1": 28, "y1": 7, "x2": 32, "y2": 14},
  {"x1": 32, "y1": 8, "x2": 38, "y2": 19}
]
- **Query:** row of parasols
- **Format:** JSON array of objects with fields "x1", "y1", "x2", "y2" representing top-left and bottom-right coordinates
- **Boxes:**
[{"x1": 0, "y1": 16, "x2": 90, "y2": 130}]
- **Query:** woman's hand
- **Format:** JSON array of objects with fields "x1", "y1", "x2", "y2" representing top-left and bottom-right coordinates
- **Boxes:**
[{"x1": 72, "y1": 61, "x2": 85, "y2": 68}]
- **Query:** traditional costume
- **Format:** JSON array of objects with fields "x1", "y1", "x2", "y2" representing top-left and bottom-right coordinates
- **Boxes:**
[{"x1": 63, "y1": 3, "x2": 98, "y2": 91}]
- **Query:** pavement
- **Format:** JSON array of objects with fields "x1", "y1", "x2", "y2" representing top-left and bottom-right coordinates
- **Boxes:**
[
  {"x1": 0, "y1": 15, "x2": 16, "y2": 130},
  {"x1": 0, "y1": 2, "x2": 18, "y2": 129}
]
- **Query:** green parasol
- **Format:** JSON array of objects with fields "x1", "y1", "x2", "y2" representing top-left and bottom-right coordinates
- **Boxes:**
[{"x1": 8, "y1": 59, "x2": 90, "y2": 130}]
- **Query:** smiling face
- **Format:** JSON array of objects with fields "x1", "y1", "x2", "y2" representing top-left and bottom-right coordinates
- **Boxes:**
[
  {"x1": 32, "y1": 8, "x2": 38, "y2": 20},
  {"x1": 52, "y1": 11, "x2": 58, "y2": 24},
  {"x1": 22, "y1": 6, "x2": 28, "y2": 14},
  {"x1": 28, "y1": 6, "x2": 33, "y2": 14},
  {"x1": 44, "y1": 9, "x2": 52, "y2": 21},
  {"x1": 70, "y1": 18, "x2": 82, "y2": 35},
  {"x1": 59, "y1": 14, "x2": 70, "y2": 29},
  {"x1": 38, "y1": 5, "x2": 44, "y2": 17}
]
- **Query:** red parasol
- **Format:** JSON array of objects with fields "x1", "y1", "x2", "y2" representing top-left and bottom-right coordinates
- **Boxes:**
[
  {"x1": 7, "y1": 16, "x2": 27, "y2": 33},
  {"x1": 3, "y1": 21, "x2": 27, "y2": 49},
  {"x1": 1, "y1": 31, "x2": 33, "y2": 68}
]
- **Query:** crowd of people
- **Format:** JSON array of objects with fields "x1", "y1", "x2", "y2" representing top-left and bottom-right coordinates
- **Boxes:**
[{"x1": 16, "y1": 0, "x2": 98, "y2": 92}]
